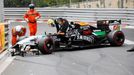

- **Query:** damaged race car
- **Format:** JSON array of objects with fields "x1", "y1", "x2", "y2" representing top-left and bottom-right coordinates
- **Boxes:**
[
  {"x1": 10, "y1": 35, "x2": 42, "y2": 57},
  {"x1": 10, "y1": 20, "x2": 125, "y2": 56}
]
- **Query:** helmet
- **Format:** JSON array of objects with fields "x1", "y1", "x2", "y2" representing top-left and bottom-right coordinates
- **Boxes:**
[
  {"x1": 56, "y1": 18, "x2": 64, "y2": 22},
  {"x1": 29, "y1": 4, "x2": 35, "y2": 9},
  {"x1": 15, "y1": 25, "x2": 22, "y2": 32},
  {"x1": 47, "y1": 19, "x2": 55, "y2": 25}
]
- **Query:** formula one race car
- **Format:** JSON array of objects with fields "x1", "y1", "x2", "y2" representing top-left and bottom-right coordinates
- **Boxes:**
[{"x1": 10, "y1": 20, "x2": 125, "y2": 56}]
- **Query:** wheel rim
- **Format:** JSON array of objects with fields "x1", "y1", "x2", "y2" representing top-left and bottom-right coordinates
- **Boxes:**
[
  {"x1": 46, "y1": 42, "x2": 52, "y2": 49},
  {"x1": 43, "y1": 39, "x2": 53, "y2": 53},
  {"x1": 114, "y1": 32, "x2": 124, "y2": 45}
]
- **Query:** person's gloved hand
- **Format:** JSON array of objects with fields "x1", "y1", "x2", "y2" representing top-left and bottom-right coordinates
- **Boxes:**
[
  {"x1": 25, "y1": 18, "x2": 29, "y2": 23},
  {"x1": 35, "y1": 17, "x2": 39, "y2": 21}
]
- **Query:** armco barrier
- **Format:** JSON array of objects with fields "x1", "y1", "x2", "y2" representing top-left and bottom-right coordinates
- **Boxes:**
[
  {"x1": 4, "y1": 8, "x2": 134, "y2": 25},
  {"x1": 0, "y1": 23, "x2": 9, "y2": 53}
]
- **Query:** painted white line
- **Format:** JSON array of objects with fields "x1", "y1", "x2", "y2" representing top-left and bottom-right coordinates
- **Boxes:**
[
  {"x1": 124, "y1": 39, "x2": 134, "y2": 45},
  {"x1": 125, "y1": 26, "x2": 134, "y2": 29},
  {"x1": 0, "y1": 57, "x2": 15, "y2": 75}
]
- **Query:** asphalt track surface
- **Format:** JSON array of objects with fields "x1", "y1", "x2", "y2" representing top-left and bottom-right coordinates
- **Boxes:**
[{"x1": 1, "y1": 22, "x2": 134, "y2": 75}]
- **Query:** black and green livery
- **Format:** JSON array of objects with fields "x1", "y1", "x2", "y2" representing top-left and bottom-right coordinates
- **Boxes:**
[{"x1": 38, "y1": 20, "x2": 125, "y2": 54}]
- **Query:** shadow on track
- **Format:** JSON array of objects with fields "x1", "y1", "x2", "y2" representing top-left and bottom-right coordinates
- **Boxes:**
[
  {"x1": 127, "y1": 46, "x2": 134, "y2": 52},
  {"x1": 54, "y1": 45, "x2": 121, "y2": 52}
]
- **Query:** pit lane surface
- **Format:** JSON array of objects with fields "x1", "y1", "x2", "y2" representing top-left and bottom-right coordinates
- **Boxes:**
[{"x1": 1, "y1": 22, "x2": 134, "y2": 75}]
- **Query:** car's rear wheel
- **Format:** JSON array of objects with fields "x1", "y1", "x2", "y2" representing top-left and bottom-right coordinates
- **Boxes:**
[
  {"x1": 38, "y1": 38, "x2": 53, "y2": 54},
  {"x1": 108, "y1": 31, "x2": 125, "y2": 46}
]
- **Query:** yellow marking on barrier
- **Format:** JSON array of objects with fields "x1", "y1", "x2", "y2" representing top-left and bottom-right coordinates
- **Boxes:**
[{"x1": 0, "y1": 23, "x2": 5, "y2": 53}]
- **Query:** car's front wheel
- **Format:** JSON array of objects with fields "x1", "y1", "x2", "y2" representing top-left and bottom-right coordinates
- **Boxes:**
[{"x1": 38, "y1": 38, "x2": 53, "y2": 54}]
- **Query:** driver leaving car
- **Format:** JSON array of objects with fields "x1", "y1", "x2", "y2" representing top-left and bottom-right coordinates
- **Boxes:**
[{"x1": 56, "y1": 18, "x2": 70, "y2": 45}]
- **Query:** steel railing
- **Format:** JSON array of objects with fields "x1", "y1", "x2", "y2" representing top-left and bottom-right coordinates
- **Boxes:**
[{"x1": 4, "y1": 8, "x2": 134, "y2": 25}]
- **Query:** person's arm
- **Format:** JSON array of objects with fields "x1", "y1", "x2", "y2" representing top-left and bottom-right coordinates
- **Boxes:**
[
  {"x1": 24, "y1": 13, "x2": 29, "y2": 22},
  {"x1": 54, "y1": 20, "x2": 60, "y2": 32},
  {"x1": 25, "y1": 18, "x2": 29, "y2": 23},
  {"x1": 35, "y1": 11, "x2": 41, "y2": 20},
  {"x1": 57, "y1": 31, "x2": 65, "y2": 35}
]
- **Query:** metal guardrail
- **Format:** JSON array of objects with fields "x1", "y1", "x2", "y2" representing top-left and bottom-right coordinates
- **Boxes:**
[{"x1": 4, "y1": 8, "x2": 134, "y2": 25}]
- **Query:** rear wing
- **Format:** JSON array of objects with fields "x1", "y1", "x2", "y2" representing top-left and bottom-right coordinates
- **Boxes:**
[
  {"x1": 97, "y1": 20, "x2": 121, "y2": 26},
  {"x1": 109, "y1": 20, "x2": 121, "y2": 24},
  {"x1": 97, "y1": 20, "x2": 121, "y2": 31}
]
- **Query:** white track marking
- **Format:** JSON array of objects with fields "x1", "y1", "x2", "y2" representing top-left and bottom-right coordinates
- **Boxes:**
[
  {"x1": 125, "y1": 26, "x2": 134, "y2": 29},
  {"x1": 124, "y1": 39, "x2": 134, "y2": 45}
]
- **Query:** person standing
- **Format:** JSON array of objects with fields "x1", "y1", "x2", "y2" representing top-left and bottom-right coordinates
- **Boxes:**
[{"x1": 24, "y1": 4, "x2": 41, "y2": 36}]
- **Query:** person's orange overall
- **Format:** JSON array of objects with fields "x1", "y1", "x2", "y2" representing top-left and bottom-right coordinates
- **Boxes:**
[
  {"x1": 12, "y1": 26, "x2": 26, "y2": 46},
  {"x1": 24, "y1": 9, "x2": 41, "y2": 36}
]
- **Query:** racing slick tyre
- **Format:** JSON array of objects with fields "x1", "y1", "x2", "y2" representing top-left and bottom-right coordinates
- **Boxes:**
[
  {"x1": 20, "y1": 51, "x2": 25, "y2": 57},
  {"x1": 108, "y1": 31, "x2": 125, "y2": 46},
  {"x1": 11, "y1": 52, "x2": 15, "y2": 56},
  {"x1": 35, "y1": 51, "x2": 40, "y2": 55},
  {"x1": 38, "y1": 38, "x2": 53, "y2": 54}
]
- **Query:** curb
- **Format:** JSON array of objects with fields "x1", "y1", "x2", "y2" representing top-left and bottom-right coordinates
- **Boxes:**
[
  {"x1": 0, "y1": 50, "x2": 10, "y2": 63},
  {"x1": 0, "y1": 50, "x2": 15, "y2": 75}
]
